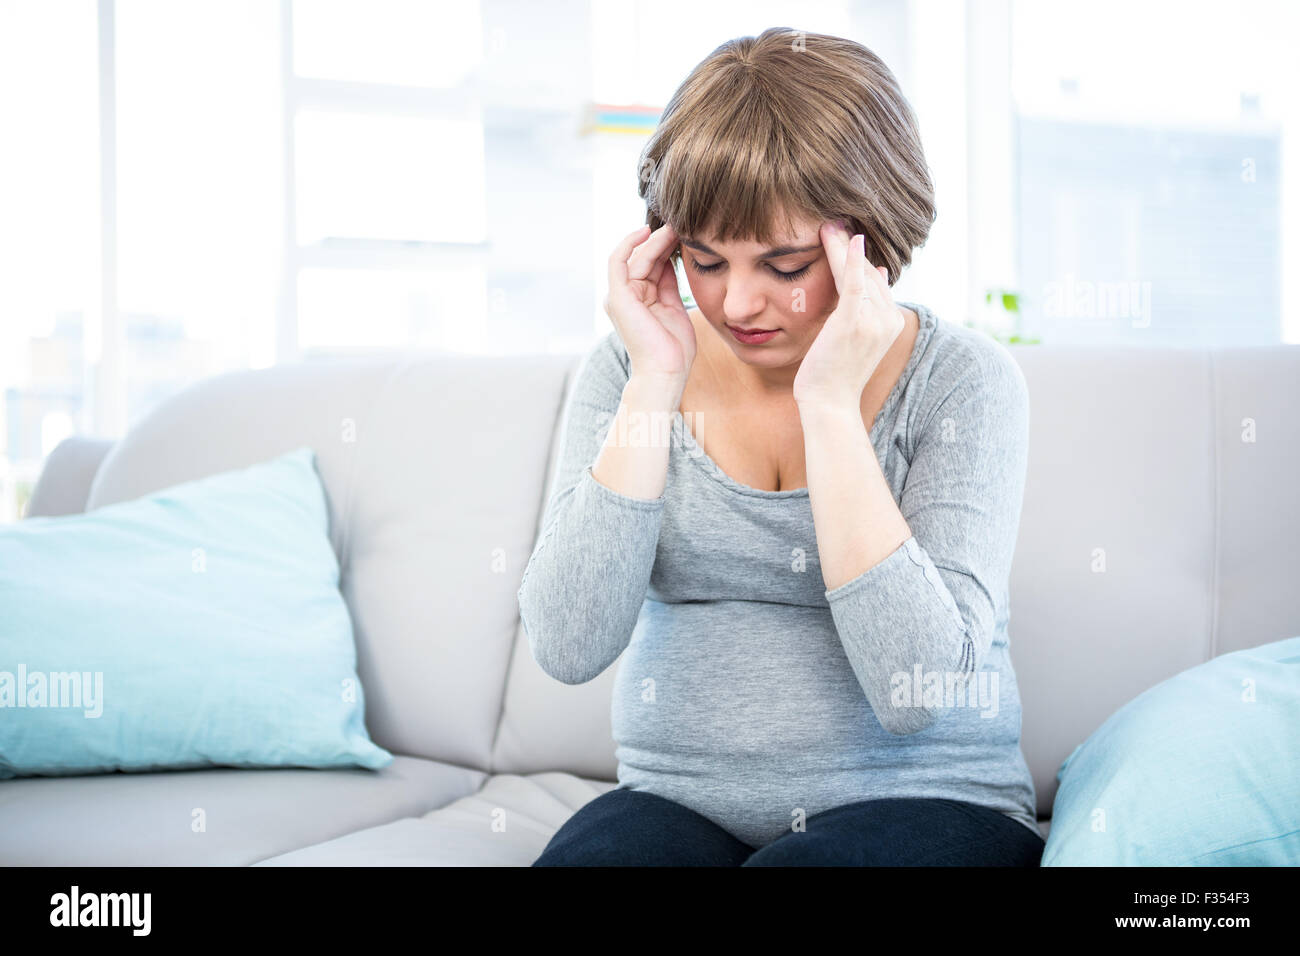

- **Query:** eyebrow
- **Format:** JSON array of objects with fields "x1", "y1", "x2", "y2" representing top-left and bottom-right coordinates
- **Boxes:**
[{"x1": 680, "y1": 238, "x2": 822, "y2": 260}]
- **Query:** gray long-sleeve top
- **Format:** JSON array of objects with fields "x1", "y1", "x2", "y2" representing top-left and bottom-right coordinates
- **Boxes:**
[{"x1": 516, "y1": 301, "x2": 1040, "y2": 848}]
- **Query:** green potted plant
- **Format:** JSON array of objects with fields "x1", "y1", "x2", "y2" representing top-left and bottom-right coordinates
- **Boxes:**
[{"x1": 966, "y1": 289, "x2": 1041, "y2": 345}]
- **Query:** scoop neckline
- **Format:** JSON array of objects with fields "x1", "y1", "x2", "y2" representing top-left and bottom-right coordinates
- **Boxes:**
[{"x1": 674, "y1": 301, "x2": 938, "y2": 500}]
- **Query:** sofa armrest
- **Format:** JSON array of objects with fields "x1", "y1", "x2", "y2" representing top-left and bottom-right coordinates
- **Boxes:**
[{"x1": 25, "y1": 437, "x2": 116, "y2": 518}]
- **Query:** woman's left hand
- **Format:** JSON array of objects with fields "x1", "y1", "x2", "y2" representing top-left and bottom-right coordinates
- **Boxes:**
[{"x1": 792, "y1": 221, "x2": 907, "y2": 411}]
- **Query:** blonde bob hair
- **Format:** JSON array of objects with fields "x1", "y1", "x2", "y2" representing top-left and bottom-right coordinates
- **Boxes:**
[{"x1": 637, "y1": 27, "x2": 935, "y2": 286}]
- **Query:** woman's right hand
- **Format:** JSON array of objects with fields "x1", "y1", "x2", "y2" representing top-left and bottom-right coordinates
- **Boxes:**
[{"x1": 604, "y1": 223, "x2": 697, "y2": 391}]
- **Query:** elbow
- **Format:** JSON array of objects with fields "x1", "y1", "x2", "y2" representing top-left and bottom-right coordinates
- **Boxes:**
[
  {"x1": 516, "y1": 586, "x2": 557, "y2": 680},
  {"x1": 875, "y1": 704, "x2": 940, "y2": 737},
  {"x1": 517, "y1": 604, "x2": 603, "y2": 686},
  {"x1": 531, "y1": 637, "x2": 597, "y2": 685},
  {"x1": 874, "y1": 629, "x2": 986, "y2": 735},
  {"x1": 531, "y1": 646, "x2": 603, "y2": 686}
]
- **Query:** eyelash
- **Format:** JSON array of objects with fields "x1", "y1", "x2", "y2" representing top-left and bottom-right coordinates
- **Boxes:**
[{"x1": 688, "y1": 257, "x2": 812, "y2": 282}]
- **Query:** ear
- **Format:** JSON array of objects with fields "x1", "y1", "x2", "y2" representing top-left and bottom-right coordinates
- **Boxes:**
[{"x1": 876, "y1": 265, "x2": 888, "y2": 284}]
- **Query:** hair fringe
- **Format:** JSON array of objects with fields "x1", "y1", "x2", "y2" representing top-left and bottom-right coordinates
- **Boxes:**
[{"x1": 636, "y1": 27, "x2": 935, "y2": 285}]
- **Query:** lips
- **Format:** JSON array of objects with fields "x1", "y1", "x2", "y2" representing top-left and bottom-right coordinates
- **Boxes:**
[{"x1": 726, "y1": 324, "x2": 781, "y2": 345}]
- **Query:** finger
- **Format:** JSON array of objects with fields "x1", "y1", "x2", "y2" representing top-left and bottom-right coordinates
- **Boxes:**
[
  {"x1": 654, "y1": 253, "x2": 685, "y2": 310},
  {"x1": 860, "y1": 253, "x2": 888, "y2": 312},
  {"x1": 655, "y1": 259, "x2": 693, "y2": 344},
  {"x1": 840, "y1": 233, "x2": 867, "y2": 299},
  {"x1": 609, "y1": 224, "x2": 651, "y2": 291},
  {"x1": 820, "y1": 220, "x2": 852, "y2": 292},
  {"x1": 864, "y1": 261, "x2": 890, "y2": 306},
  {"x1": 627, "y1": 222, "x2": 679, "y2": 282}
]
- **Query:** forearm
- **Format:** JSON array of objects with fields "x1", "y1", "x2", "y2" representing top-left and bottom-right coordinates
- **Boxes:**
[
  {"x1": 590, "y1": 375, "x2": 684, "y2": 501},
  {"x1": 799, "y1": 399, "x2": 967, "y2": 735},
  {"x1": 798, "y1": 401, "x2": 911, "y2": 591},
  {"x1": 518, "y1": 370, "x2": 677, "y2": 685},
  {"x1": 517, "y1": 462, "x2": 664, "y2": 683},
  {"x1": 799, "y1": 386, "x2": 1026, "y2": 736}
]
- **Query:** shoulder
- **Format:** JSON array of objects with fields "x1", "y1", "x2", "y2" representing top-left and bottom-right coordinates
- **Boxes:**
[
  {"x1": 923, "y1": 311, "x2": 1027, "y2": 404},
  {"x1": 598, "y1": 327, "x2": 632, "y2": 371},
  {"x1": 570, "y1": 328, "x2": 632, "y2": 399},
  {"x1": 910, "y1": 307, "x2": 1030, "y2": 436}
]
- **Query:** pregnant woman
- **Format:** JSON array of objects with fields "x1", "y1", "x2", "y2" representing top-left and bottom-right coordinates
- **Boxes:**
[{"x1": 519, "y1": 27, "x2": 1044, "y2": 866}]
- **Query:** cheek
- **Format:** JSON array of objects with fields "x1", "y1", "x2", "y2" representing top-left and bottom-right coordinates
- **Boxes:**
[
  {"x1": 683, "y1": 269, "x2": 724, "y2": 309},
  {"x1": 777, "y1": 271, "x2": 837, "y2": 324}
]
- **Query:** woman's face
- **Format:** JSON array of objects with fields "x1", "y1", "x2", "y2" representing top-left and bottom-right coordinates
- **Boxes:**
[{"x1": 676, "y1": 213, "x2": 841, "y2": 369}]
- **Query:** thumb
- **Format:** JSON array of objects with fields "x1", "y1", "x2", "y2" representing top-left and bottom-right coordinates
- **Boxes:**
[{"x1": 655, "y1": 253, "x2": 683, "y2": 307}]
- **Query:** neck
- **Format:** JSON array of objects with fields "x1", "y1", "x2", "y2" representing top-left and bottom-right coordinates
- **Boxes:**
[
  {"x1": 721, "y1": 349, "x2": 801, "y2": 398},
  {"x1": 694, "y1": 312, "x2": 805, "y2": 401}
]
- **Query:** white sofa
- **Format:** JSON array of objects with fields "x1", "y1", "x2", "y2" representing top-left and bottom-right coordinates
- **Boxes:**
[{"x1": 4, "y1": 337, "x2": 1298, "y2": 865}]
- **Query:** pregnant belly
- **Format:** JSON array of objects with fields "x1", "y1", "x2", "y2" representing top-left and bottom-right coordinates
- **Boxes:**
[
  {"x1": 608, "y1": 598, "x2": 1036, "y2": 847},
  {"x1": 611, "y1": 599, "x2": 893, "y2": 762},
  {"x1": 611, "y1": 598, "x2": 1025, "y2": 760}
]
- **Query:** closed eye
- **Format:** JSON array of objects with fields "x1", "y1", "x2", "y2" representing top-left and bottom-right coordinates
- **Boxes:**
[
  {"x1": 688, "y1": 257, "x2": 814, "y2": 282},
  {"x1": 770, "y1": 263, "x2": 812, "y2": 281}
]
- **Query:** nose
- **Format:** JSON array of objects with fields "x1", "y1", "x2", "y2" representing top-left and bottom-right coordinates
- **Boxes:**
[{"x1": 721, "y1": 273, "x2": 767, "y2": 325}]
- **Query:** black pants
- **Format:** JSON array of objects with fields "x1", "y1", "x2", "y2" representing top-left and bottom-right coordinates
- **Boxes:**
[{"x1": 532, "y1": 788, "x2": 1045, "y2": 866}]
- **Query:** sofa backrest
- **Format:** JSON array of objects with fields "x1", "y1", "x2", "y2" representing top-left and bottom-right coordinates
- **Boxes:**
[
  {"x1": 72, "y1": 338, "x2": 1300, "y2": 819},
  {"x1": 1007, "y1": 343, "x2": 1300, "y2": 814},
  {"x1": 84, "y1": 354, "x2": 574, "y2": 774}
]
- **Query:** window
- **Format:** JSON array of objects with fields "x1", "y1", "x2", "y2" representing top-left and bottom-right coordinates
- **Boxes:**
[
  {"x1": 115, "y1": 0, "x2": 283, "y2": 411},
  {"x1": 1008, "y1": 0, "x2": 1296, "y2": 345},
  {"x1": 294, "y1": 111, "x2": 487, "y2": 246},
  {"x1": 292, "y1": 0, "x2": 481, "y2": 88},
  {"x1": 0, "y1": 0, "x2": 99, "y2": 521},
  {"x1": 286, "y1": 0, "x2": 491, "y2": 355}
]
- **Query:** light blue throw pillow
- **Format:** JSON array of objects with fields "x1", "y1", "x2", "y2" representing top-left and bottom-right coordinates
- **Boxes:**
[
  {"x1": 0, "y1": 446, "x2": 392, "y2": 778},
  {"x1": 1042, "y1": 635, "x2": 1300, "y2": 865}
]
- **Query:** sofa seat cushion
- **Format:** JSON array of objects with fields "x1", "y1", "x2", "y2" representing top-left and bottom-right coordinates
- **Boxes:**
[
  {"x1": 255, "y1": 772, "x2": 618, "y2": 866},
  {"x1": 0, "y1": 755, "x2": 485, "y2": 866}
]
